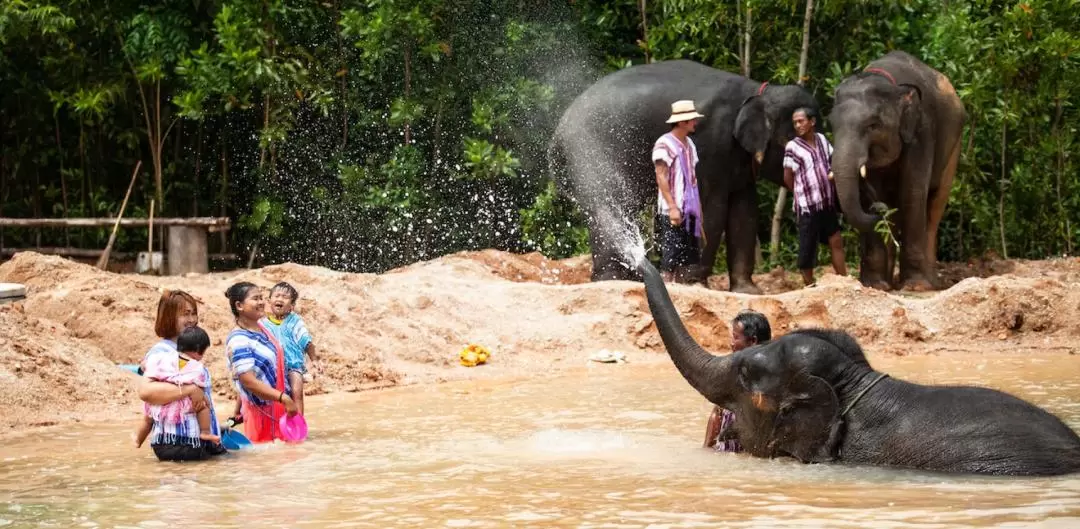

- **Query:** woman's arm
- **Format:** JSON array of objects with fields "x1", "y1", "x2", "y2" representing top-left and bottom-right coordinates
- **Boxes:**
[
  {"x1": 237, "y1": 371, "x2": 298, "y2": 415},
  {"x1": 138, "y1": 379, "x2": 200, "y2": 405}
]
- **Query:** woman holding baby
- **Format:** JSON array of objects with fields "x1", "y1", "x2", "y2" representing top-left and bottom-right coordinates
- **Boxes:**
[{"x1": 136, "y1": 290, "x2": 227, "y2": 461}]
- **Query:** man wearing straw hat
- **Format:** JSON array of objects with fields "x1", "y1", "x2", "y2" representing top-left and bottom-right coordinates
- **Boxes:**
[{"x1": 652, "y1": 100, "x2": 706, "y2": 283}]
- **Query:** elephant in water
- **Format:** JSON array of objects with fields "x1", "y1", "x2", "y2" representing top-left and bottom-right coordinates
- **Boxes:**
[
  {"x1": 829, "y1": 51, "x2": 966, "y2": 291},
  {"x1": 640, "y1": 259, "x2": 1080, "y2": 475},
  {"x1": 549, "y1": 60, "x2": 818, "y2": 293}
]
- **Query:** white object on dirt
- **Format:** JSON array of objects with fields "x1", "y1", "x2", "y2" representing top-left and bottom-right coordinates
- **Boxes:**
[
  {"x1": 0, "y1": 283, "x2": 26, "y2": 304},
  {"x1": 589, "y1": 349, "x2": 627, "y2": 364},
  {"x1": 136, "y1": 251, "x2": 164, "y2": 274}
]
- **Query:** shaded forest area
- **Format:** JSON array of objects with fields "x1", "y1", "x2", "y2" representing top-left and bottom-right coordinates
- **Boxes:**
[{"x1": 1, "y1": 0, "x2": 1077, "y2": 272}]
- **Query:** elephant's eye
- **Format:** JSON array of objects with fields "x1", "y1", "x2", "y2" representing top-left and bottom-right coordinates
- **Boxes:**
[
  {"x1": 867, "y1": 121, "x2": 881, "y2": 131},
  {"x1": 738, "y1": 364, "x2": 751, "y2": 385}
]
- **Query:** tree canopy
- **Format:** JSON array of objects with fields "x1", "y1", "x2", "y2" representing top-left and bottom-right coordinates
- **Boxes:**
[{"x1": 1, "y1": 0, "x2": 1077, "y2": 271}]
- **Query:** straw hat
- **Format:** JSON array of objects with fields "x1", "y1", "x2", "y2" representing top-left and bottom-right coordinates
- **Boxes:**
[{"x1": 666, "y1": 100, "x2": 705, "y2": 124}]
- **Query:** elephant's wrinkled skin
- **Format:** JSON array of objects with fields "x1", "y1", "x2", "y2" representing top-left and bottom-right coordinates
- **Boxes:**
[
  {"x1": 549, "y1": 60, "x2": 817, "y2": 293},
  {"x1": 641, "y1": 259, "x2": 1080, "y2": 475},
  {"x1": 829, "y1": 51, "x2": 966, "y2": 291}
]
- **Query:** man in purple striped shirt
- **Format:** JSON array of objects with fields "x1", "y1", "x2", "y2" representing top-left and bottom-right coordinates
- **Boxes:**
[{"x1": 783, "y1": 108, "x2": 848, "y2": 287}]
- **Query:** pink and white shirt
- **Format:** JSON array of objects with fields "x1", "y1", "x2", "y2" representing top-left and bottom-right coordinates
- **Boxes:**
[
  {"x1": 652, "y1": 132, "x2": 703, "y2": 237},
  {"x1": 783, "y1": 133, "x2": 837, "y2": 216}
]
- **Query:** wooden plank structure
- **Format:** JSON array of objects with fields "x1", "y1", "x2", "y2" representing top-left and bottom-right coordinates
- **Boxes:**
[{"x1": 0, "y1": 217, "x2": 232, "y2": 275}]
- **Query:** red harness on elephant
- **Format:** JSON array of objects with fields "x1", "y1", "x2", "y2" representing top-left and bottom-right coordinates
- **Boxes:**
[{"x1": 863, "y1": 67, "x2": 897, "y2": 85}]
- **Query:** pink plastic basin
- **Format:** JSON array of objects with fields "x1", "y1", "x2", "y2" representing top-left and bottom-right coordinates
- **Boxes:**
[{"x1": 278, "y1": 414, "x2": 308, "y2": 442}]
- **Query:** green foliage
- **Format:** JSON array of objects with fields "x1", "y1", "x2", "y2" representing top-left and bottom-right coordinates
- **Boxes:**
[
  {"x1": 519, "y1": 181, "x2": 590, "y2": 259},
  {"x1": 241, "y1": 196, "x2": 285, "y2": 239},
  {"x1": 874, "y1": 207, "x2": 901, "y2": 250},
  {"x1": 2, "y1": 0, "x2": 1079, "y2": 273}
]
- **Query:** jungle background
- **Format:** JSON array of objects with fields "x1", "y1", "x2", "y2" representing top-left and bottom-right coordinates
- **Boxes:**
[{"x1": 1, "y1": 0, "x2": 1077, "y2": 274}]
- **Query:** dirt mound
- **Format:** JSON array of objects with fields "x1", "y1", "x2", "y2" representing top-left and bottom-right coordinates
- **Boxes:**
[
  {"x1": 2, "y1": 250, "x2": 1079, "y2": 435},
  {"x1": 0, "y1": 303, "x2": 140, "y2": 430}
]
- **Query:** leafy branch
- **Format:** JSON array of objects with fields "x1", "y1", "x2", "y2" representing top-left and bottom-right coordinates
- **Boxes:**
[{"x1": 874, "y1": 206, "x2": 900, "y2": 249}]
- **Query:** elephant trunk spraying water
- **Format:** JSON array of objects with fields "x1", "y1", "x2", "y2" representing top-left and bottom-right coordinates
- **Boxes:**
[{"x1": 639, "y1": 257, "x2": 1080, "y2": 475}]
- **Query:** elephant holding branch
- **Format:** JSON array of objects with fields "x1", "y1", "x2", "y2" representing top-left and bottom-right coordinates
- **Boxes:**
[
  {"x1": 829, "y1": 51, "x2": 966, "y2": 291},
  {"x1": 549, "y1": 60, "x2": 818, "y2": 293},
  {"x1": 641, "y1": 258, "x2": 1080, "y2": 476}
]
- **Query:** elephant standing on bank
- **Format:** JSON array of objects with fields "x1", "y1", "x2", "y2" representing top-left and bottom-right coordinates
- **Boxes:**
[
  {"x1": 640, "y1": 259, "x2": 1080, "y2": 476},
  {"x1": 549, "y1": 60, "x2": 818, "y2": 293},
  {"x1": 829, "y1": 51, "x2": 966, "y2": 291}
]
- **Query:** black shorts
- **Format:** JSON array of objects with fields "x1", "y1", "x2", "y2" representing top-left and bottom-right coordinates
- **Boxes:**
[
  {"x1": 656, "y1": 214, "x2": 700, "y2": 272},
  {"x1": 796, "y1": 209, "x2": 841, "y2": 270},
  {"x1": 152, "y1": 440, "x2": 227, "y2": 462}
]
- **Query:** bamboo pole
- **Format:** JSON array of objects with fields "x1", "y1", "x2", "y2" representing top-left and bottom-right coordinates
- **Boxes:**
[
  {"x1": 97, "y1": 161, "x2": 141, "y2": 270},
  {"x1": 0, "y1": 217, "x2": 230, "y2": 228},
  {"x1": 148, "y1": 199, "x2": 155, "y2": 255}
]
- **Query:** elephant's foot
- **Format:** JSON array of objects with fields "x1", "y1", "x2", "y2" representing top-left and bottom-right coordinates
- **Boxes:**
[
  {"x1": 899, "y1": 277, "x2": 935, "y2": 292},
  {"x1": 860, "y1": 277, "x2": 892, "y2": 291},
  {"x1": 729, "y1": 277, "x2": 763, "y2": 295}
]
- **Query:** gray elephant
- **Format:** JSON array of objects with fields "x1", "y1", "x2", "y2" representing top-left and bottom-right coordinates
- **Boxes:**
[
  {"x1": 640, "y1": 258, "x2": 1080, "y2": 475},
  {"x1": 549, "y1": 60, "x2": 818, "y2": 293},
  {"x1": 829, "y1": 51, "x2": 966, "y2": 291}
]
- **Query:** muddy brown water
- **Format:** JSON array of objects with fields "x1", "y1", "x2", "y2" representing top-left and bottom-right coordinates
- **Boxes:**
[{"x1": 2, "y1": 353, "x2": 1079, "y2": 528}]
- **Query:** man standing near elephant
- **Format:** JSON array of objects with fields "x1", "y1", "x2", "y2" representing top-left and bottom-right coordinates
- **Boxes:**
[
  {"x1": 653, "y1": 100, "x2": 705, "y2": 283},
  {"x1": 783, "y1": 108, "x2": 848, "y2": 287}
]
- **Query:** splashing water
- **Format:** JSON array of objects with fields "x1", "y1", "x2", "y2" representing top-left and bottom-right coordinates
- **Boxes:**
[{"x1": 591, "y1": 206, "x2": 648, "y2": 274}]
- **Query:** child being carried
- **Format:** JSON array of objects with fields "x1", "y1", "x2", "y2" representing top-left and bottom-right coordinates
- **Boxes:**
[{"x1": 135, "y1": 327, "x2": 221, "y2": 447}]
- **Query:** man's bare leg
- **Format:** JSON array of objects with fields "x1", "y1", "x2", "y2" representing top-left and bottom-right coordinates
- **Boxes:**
[{"x1": 828, "y1": 232, "x2": 848, "y2": 276}]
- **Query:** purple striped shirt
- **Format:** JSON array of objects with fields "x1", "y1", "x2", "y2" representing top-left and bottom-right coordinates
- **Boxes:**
[{"x1": 783, "y1": 133, "x2": 836, "y2": 215}]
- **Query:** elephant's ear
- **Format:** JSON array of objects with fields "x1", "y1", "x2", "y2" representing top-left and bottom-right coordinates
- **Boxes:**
[
  {"x1": 898, "y1": 84, "x2": 922, "y2": 145},
  {"x1": 734, "y1": 96, "x2": 770, "y2": 159},
  {"x1": 768, "y1": 374, "x2": 841, "y2": 463}
]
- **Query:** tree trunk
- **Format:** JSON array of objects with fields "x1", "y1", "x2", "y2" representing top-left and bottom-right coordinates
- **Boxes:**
[
  {"x1": 432, "y1": 97, "x2": 444, "y2": 169},
  {"x1": 334, "y1": 0, "x2": 348, "y2": 149},
  {"x1": 259, "y1": 94, "x2": 271, "y2": 169},
  {"x1": 55, "y1": 115, "x2": 69, "y2": 247},
  {"x1": 404, "y1": 44, "x2": 412, "y2": 145},
  {"x1": 34, "y1": 166, "x2": 41, "y2": 248},
  {"x1": 1051, "y1": 96, "x2": 1069, "y2": 254},
  {"x1": 638, "y1": 0, "x2": 650, "y2": 63},
  {"x1": 194, "y1": 121, "x2": 203, "y2": 216},
  {"x1": 153, "y1": 79, "x2": 164, "y2": 210},
  {"x1": 220, "y1": 142, "x2": 229, "y2": 251},
  {"x1": 998, "y1": 115, "x2": 1008, "y2": 260},
  {"x1": 769, "y1": 0, "x2": 814, "y2": 265},
  {"x1": 743, "y1": 3, "x2": 752, "y2": 77}
]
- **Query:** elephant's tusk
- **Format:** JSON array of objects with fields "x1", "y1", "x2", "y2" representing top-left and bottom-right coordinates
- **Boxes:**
[
  {"x1": 860, "y1": 164, "x2": 867, "y2": 178},
  {"x1": 751, "y1": 392, "x2": 775, "y2": 412},
  {"x1": 754, "y1": 151, "x2": 764, "y2": 164}
]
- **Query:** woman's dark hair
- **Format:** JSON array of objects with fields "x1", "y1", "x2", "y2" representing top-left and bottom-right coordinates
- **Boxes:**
[
  {"x1": 732, "y1": 310, "x2": 772, "y2": 344},
  {"x1": 177, "y1": 326, "x2": 211, "y2": 354},
  {"x1": 224, "y1": 282, "x2": 259, "y2": 317},
  {"x1": 270, "y1": 282, "x2": 299, "y2": 304}
]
